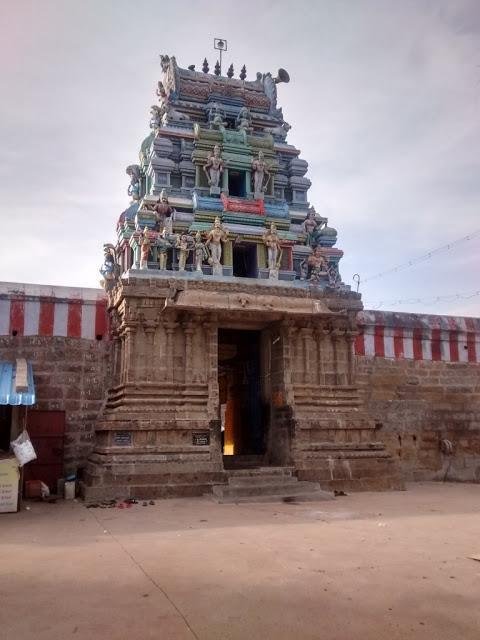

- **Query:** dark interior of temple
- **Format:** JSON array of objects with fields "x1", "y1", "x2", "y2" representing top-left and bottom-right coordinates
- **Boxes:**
[
  {"x1": 228, "y1": 169, "x2": 246, "y2": 197},
  {"x1": 232, "y1": 243, "x2": 258, "y2": 278},
  {"x1": 218, "y1": 329, "x2": 265, "y2": 456}
]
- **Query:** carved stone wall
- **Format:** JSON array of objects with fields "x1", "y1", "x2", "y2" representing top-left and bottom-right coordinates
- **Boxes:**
[{"x1": 83, "y1": 275, "x2": 401, "y2": 499}]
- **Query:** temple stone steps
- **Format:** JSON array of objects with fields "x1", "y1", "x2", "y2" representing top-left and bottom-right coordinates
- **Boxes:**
[{"x1": 211, "y1": 467, "x2": 334, "y2": 504}]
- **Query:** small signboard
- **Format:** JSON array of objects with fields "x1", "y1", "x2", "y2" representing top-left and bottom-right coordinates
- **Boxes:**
[
  {"x1": 192, "y1": 432, "x2": 210, "y2": 446},
  {"x1": 0, "y1": 458, "x2": 19, "y2": 513},
  {"x1": 114, "y1": 431, "x2": 133, "y2": 446}
]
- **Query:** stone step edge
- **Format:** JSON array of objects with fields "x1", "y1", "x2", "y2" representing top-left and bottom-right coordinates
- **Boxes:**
[{"x1": 210, "y1": 490, "x2": 335, "y2": 504}]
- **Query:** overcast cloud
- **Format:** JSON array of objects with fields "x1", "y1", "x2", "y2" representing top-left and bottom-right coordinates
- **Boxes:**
[{"x1": 1, "y1": 0, "x2": 479, "y2": 315}]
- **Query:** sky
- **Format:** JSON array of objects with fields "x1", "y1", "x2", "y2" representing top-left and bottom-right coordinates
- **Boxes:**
[{"x1": 1, "y1": 0, "x2": 479, "y2": 316}]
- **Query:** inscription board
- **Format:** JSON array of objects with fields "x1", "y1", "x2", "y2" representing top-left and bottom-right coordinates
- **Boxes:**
[
  {"x1": 0, "y1": 458, "x2": 19, "y2": 513},
  {"x1": 192, "y1": 432, "x2": 210, "y2": 446},
  {"x1": 114, "y1": 431, "x2": 133, "y2": 446}
]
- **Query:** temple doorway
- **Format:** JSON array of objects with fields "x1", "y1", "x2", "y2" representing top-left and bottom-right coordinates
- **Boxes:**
[{"x1": 218, "y1": 329, "x2": 266, "y2": 459}]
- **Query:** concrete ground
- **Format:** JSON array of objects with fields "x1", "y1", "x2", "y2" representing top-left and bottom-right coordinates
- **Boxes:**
[{"x1": 1, "y1": 483, "x2": 479, "y2": 640}]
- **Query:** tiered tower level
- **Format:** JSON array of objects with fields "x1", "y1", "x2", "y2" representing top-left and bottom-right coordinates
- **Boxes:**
[{"x1": 86, "y1": 55, "x2": 402, "y2": 499}]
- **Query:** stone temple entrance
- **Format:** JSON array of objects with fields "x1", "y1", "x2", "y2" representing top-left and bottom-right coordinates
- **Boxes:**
[{"x1": 218, "y1": 329, "x2": 265, "y2": 459}]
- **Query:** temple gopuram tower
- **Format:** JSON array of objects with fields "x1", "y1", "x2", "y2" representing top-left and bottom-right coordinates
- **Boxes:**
[{"x1": 84, "y1": 54, "x2": 402, "y2": 500}]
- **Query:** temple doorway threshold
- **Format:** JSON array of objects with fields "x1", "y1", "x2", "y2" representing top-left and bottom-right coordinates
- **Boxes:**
[{"x1": 218, "y1": 328, "x2": 267, "y2": 468}]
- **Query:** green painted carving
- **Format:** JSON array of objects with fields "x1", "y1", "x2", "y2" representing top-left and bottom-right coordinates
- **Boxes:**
[
  {"x1": 257, "y1": 243, "x2": 267, "y2": 269},
  {"x1": 223, "y1": 240, "x2": 233, "y2": 267}
]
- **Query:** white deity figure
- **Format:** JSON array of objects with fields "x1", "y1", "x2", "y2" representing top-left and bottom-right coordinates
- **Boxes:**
[
  {"x1": 203, "y1": 145, "x2": 224, "y2": 189},
  {"x1": 156, "y1": 231, "x2": 171, "y2": 271},
  {"x1": 140, "y1": 227, "x2": 151, "y2": 270},
  {"x1": 236, "y1": 106, "x2": 252, "y2": 133},
  {"x1": 194, "y1": 231, "x2": 208, "y2": 273},
  {"x1": 251, "y1": 151, "x2": 270, "y2": 198},
  {"x1": 206, "y1": 217, "x2": 228, "y2": 276},
  {"x1": 176, "y1": 234, "x2": 192, "y2": 272},
  {"x1": 262, "y1": 222, "x2": 282, "y2": 276}
]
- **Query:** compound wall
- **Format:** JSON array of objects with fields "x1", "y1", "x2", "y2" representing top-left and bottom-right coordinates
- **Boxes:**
[
  {"x1": 0, "y1": 282, "x2": 110, "y2": 472},
  {"x1": 355, "y1": 311, "x2": 480, "y2": 482},
  {"x1": 1, "y1": 282, "x2": 479, "y2": 484}
]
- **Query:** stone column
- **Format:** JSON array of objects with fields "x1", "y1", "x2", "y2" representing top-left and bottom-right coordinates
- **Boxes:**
[
  {"x1": 112, "y1": 333, "x2": 121, "y2": 386},
  {"x1": 123, "y1": 323, "x2": 138, "y2": 383},
  {"x1": 223, "y1": 241, "x2": 233, "y2": 268}
]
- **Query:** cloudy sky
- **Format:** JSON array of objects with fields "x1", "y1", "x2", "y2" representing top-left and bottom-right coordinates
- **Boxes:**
[{"x1": 1, "y1": 0, "x2": 479, "y2": 315}]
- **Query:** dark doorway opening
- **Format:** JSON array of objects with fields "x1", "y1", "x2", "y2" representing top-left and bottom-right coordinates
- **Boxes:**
[
  {"x1": 24, "y1": 410, "x2": 65, "y2": 493},
  {"x1": 228, "y1": 170, "x2": 246, "y2": 197},
  {"x1": 218, "y1": 329, "x2": 265, "y2": 458},
  {"x1": 0, "y1": 406, "x2": 12, "y2": 452},
  {"x1": 233, "y1": 243, "x2": 257, "y2": 278}
]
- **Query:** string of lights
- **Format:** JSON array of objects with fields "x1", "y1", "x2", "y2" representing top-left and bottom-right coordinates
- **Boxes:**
[
  {"x1": 364, "y1": 289, "x2": 480, "y2": 309},
  {"x1": 361, "y1": 229, "x2": 480, "y2": 284}
]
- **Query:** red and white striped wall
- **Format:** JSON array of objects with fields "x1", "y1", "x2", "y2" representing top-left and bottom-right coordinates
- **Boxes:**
[
  {"x1": 1, "y1": 282, "x2": 479, "y2": 362},
  {"x1": 0, "y1": 282, "x2": 108, "y2": 340},
  {"x1": 355, "y1": 310, "x2": 480, "y2": 363}
]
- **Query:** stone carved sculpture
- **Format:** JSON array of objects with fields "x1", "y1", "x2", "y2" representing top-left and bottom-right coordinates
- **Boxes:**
[
  {"x1": 236, "y1": 106, "x2": 253, "y2": 134},
  {"x1": 262, "y1": 222, "x2": 282, "y2": 279},
  {"x1": 307, "y1": 246, "x2": 329, "y2": 283},
  {"x1": 251, "y1": 151, "x2": 270, "y2": 198},
  {"x1": 203, "y1": 145, "x2": 224, "y2": 194},
  {"x1": 206, "y1": 217, "x2": 228, "y2": 276},
  {"x1": 209, "y1": 103, "x2": 227, "y2": 131},
  {"x1": 194, "y1": 231, "x2": 208, "y2": 273},
  {"x1": 99, "y1": 244, "x2": 120, "y2": 292},
  {"x1": 126, "y1": 165, "x2": 142, "y2": 201},
  {"x1": 147, "y1": 189, "x2": 174, "y2": 231},
  {"x1": 149, "y1": 105, "x2": 163, "y2": 132},
  {"x1": 156, "y1": 231, "x2": 172, "y2": 271},
  {"x1": 264, "y1": 122, "x2": 291, "y2": 140},
  {"x1": 175, "y1": 234, "x2": 194, "y2": 272},
  {"x1": 156, "y1": 81, "x2": 167, "y2": 104},
  {"x1": 140, "y1": 227, "x2": 152, "y2": 270},
  {"x1": 303, "y1": 207, "x2": 337, "y2": 247},
  {"x1": 159, "y1": 54, "x2": 178, "y2": 96},
  {"x1": 162, "y1": 104, "x2": 191, "y2": 125},
  {"x1": 327, "y1": 262, "x2": 341, "y2": 288}
]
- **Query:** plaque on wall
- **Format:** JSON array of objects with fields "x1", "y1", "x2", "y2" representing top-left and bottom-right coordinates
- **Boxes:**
[
  {"x1": 114, "y1": 431, "x2": 133, "y2": 446},
  {"x1": 192, "y1": 432, "x2": 210, "y2": 446}
]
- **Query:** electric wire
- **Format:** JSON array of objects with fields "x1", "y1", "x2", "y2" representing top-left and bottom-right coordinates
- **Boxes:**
[
  {"x1": 361, "y1": 229, "x2": 480, "y2": 283},
  {"x1": 364, "y1": 289, "x2": 480, "y2": 309}
]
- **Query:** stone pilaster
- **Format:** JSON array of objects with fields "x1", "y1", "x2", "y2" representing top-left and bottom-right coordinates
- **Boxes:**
[
  {"x1": 143, "y1": 319, "x2": 158, "y2": 381},
  {"x1": 164, "y1": 321, "x2": 178, "y2": 383},
  {"x1": 183, "y1": 321, "x2": 195, "y2": 384},
  {"x1": 203, "y1": 319, "x2": 219, "y2": 420}
]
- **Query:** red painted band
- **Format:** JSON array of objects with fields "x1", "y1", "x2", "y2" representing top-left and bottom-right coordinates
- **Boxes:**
[
  {"x1": 449, "y1": 331, "x2": 459, "y2": 362},
  {"x1": 393, "y1": 327, "x2": 404, "y2": 358},
  {"x1": 39, "y1": 300, "x2": 55, "y2": 336},
  {"x1": 9, "y1": 298, "x2": 25, "y2": 336},
  {"x1": 94, "y1": 300, "x2": 108, "y2": 338},
  {"x1": 413, "y1": 328, "x2": 423, "y2": 360},
  {"x1": 374, "y1": 325, "x2": 385, "y2": 357},
  {"x1": 431, "y1": 328, "x2": 441, "y2": 361},
  {"x1": 67, "y1": 301, "x2": 82, "y2": 338}
]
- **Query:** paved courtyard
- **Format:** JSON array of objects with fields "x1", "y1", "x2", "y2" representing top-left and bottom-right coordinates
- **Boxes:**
[{"x1": 1, "y1": 482, "x2": 479, "y2": 639}]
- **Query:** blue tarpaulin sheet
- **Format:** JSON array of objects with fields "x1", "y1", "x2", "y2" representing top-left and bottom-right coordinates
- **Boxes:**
[{"x1": 0, "y1": 361, "x2": 36, "y2": 406}]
